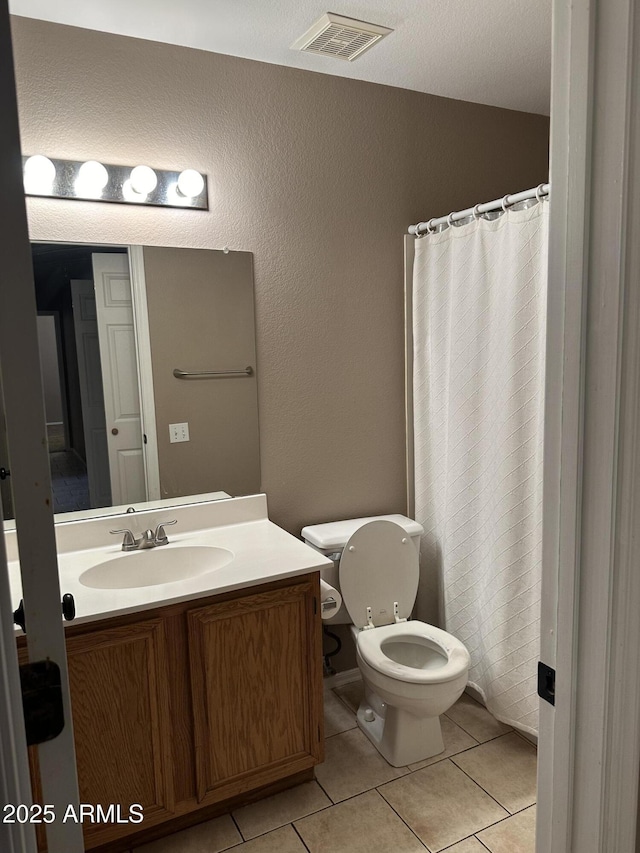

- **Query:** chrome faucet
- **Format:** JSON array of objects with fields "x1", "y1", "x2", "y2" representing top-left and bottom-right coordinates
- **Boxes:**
[{"x1": 110, "y1": 520, "x2": 177, "y2": 552}]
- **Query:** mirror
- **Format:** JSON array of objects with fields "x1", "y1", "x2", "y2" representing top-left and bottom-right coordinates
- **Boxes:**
[{"x1": 0, "y1": 242, "x2": 260, "y2": 522}]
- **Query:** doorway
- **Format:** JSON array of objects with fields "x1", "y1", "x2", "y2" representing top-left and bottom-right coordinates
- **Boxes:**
[{"x1": 19, "y1": 243, "x2": 147, "y2": 517}]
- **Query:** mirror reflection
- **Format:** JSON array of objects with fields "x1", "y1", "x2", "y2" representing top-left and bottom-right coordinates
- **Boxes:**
[{"x1": 0, "y1": 243, "x2": 260, "y2": 521}]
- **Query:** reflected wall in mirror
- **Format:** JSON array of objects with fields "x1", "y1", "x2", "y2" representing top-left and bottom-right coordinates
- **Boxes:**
[{"x1": 0, "y1": 243, "x2": 260, "y2": 521}]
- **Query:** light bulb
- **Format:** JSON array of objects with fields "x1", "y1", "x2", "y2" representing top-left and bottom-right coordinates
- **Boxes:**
[
  {"x1": 23, "y1": 155, "x2": 56, "y2": 194},
  {"x1": 75, "y1": 160, "x2": 109, "y2": 197},
  {"x1": 167, "y1": 181, "x2": 191, "y2": 207},
  {"x1": 122, "y1": 179, "x2": 147, "y2": 203},
  {"x1": 177, "y1": 169, "x2": 204, "y2": 198},
  {"x1": 130, "y1": 165, "x2": 157, "y2": 195}
]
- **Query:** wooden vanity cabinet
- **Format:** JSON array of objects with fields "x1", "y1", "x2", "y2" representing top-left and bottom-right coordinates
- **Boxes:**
[
  {"x1": 188, "y1": 582, "x2": 322, "y2": 804},
  {"x1": 64, "y1": 618, "x2": 176, "y2": 847},
  {"x1": 19, "y1": 573, "x2": 323, "y2": 852}
]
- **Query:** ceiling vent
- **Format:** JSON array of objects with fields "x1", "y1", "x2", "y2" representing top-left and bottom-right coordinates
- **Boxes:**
[{"x1": 291, "y1": 12, "x2": 393, "y2": 62}]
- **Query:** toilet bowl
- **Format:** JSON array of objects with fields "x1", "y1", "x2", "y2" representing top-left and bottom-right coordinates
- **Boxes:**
[{"x1": 302, "y1": 516, "x2": 470, "y2": 767}]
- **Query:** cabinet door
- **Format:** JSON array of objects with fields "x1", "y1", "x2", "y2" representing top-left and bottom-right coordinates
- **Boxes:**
[
  {"x1": 188, "y1": 579, "x2": 322, "y2": 804},
  {"x1": 66, "y1": 618, "x2": 175, "y2": 847}
]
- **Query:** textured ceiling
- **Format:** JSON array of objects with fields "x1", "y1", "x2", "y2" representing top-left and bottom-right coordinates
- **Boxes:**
[{"x1": 9, "y1": 0, "x2": 552, "y2": 115}]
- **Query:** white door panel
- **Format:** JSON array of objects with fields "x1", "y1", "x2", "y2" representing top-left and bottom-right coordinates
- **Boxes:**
[
  {"x1": 91, "y1": 254, "x2": 146, "y2": 506},
  {"x1": 117, "y1": 448, "x2": 146, "y2": 500}
]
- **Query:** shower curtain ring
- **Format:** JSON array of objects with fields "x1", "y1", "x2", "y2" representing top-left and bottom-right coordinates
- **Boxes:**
[
  {"x1": 472, "y1": 204, "x2": 483, "y2": 220},
  {"x1": 501, "y1": 194, "x2": 511, "y2": 212},
  {"x1": 535, "y1": 183, "x2": 547, "y2": 203},
  {"x1": 427, "y1": 218, "x2": 438, "y2": 234},
  {"x1": 447, "y1": 213, "x2": 456, "y2": 228}
]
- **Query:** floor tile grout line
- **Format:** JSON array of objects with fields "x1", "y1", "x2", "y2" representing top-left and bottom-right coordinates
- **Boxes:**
[
  {"x1": 320, "y1": 699, "x2": 535, "y2": 845},
  {"x1": 314, "y1": 760, "x2": 412, "y2": 806},
  {"x1": 323, "y1": 716, "x2": 482, "y2": 773},
  {"x1": 313, "y1": 774, "x2": 337, "y2": 805},
  {"x1": 450, "y1": 759, "x2": 518, "y2": 815},
  {"x1": 474, "y1": 836, "x2": 494, "y2": 852},
  {"x1": 438, "y1": 829, "x2": 490, "y2": 852},
  {"x1": 468, "y1": 800, "x2": 538, "y2": 838},
  {"x1": 510, "y1": 802, "x2": 537, "y2": 815},
  {"x1": 325, "y1": 695, "x2": 514, "y2": 750},
  {"x1": 228, "y1": 779, "x2": 534, "y2": 851},
  {"x1": 231, "y1": 785, "x2": 336, "y2": 842},
  {"x1": 230, "y1": 812, "x2": 245, "y2": 842},
  {"x1": 451, "y1": 732, "x2": 538, "y2": 800},
  {"x1": 324, "y1": 725, "x2": 357, "y2": 739},
  {"x1": 320, "y1": 725, "x2": 524, "y2": 808},
  {"x1": 407, "y1": 738, "x2": 492, "y2": 773},
  {"x1": 322, "y1": 724, "x2": 509, "y2": 784},
  {"x1": 290, "y1": 821, "x2": 312, "y2": 852},
  {"x1": 443, "y1": 717, "x2": 481, "y2": 747},
  {"x1": 291, "y1": 783, "x2": 431, "y2": 850},
  {"x1": 370, "y1": 786, "x2": 432, "y2": 851},
  {"x1": 313, "y1": 777, "x2": 402, "y2": 807},
  {"x1": 444, "y1": 718, "x2": 513, "y2": 745},
  {"x1": 377, "y1": 758, "x2": 513, "y2": 850},
  {"x1": 331, "y1": 688, "x2": 360, "y2": 716},
  {"x1": 451, "y1": 728, "x2": 531, "y2": 752}
]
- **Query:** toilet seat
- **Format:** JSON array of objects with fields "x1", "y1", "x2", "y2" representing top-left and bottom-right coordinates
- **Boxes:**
[
  {"x1": 357, "y1": 621, "x2": 470, "y2": 684},
  {"x1": 339, "y1": 520, "x2": 419, "y2": 629}
]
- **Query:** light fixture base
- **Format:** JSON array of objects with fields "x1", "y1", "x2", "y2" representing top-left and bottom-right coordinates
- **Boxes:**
[{"x1": 22, "y1": 157, "x2": 208, "y2": 210}]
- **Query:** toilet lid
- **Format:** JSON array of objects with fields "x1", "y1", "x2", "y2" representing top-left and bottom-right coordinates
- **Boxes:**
[{"x1": 339, "y1": 520, "x2": 419, "y2": 629}]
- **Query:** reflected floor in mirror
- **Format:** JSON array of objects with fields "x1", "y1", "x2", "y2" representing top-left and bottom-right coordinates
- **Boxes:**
[
  {"x1": 49, "y1": 451, "x2": 89, "y2": 514},
  {"x1": 131, "y1": 677, "x2": 537, "y2": 853}
]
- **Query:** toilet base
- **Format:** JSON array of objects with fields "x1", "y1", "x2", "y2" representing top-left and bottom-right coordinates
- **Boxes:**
[{"x1": 356, "y1": 691, "x2": 445, "y2": 767}]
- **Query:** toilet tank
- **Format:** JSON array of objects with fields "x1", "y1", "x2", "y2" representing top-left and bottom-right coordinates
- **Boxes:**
[{"x1": 301, "y1": 515, "x2": 424, "y2": 624}]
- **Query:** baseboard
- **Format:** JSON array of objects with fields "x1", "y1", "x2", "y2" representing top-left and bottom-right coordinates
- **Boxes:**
[{"x1": 323, "y1": 667, "x2": 361, "y2": 689}]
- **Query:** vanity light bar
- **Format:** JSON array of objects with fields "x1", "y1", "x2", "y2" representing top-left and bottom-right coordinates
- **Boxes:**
[{"x1": 22, "y1": 156, "x2": 208, "y2": 210}]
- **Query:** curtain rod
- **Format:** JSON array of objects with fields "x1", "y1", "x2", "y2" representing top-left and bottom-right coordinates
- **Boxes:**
[{"x1": 409, "y1": 183, "x2": 550, "y2": 236}]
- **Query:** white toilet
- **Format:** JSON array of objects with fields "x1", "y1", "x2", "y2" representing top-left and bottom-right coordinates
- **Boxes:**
[{"x1": 302, "y1": 516, "x2": 470, "y2": 767}]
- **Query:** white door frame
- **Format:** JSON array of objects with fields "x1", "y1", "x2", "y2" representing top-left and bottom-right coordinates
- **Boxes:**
[
  {"x1": 0, "y1": 2, "x2": 83, "y2": 850},
  {"x1": 538, "y1": 0, "x2": 640, "y2": 849}
]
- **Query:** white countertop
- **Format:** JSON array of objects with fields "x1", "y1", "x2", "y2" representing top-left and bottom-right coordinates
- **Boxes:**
[{"x1": 7, "y1": 494, "x2": 332, "y2": 630}]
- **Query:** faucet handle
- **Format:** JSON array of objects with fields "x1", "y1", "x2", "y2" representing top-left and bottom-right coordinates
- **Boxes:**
[
  {"x1": 110, "y1": 528, "x2": 137, "y2": 551},
  {"x1": 154, "y1": 519, "x2": 177, "y2": 545}
]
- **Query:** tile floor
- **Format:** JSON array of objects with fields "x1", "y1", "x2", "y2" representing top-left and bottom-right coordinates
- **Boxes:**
[{"x1": 132, "y1": 679, "x2": 537, "y2": 853}]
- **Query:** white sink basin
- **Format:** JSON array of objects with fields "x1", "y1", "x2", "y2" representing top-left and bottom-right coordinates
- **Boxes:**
[{"x1": 79, "y1": 545, "x2": 234, "y2": 589}]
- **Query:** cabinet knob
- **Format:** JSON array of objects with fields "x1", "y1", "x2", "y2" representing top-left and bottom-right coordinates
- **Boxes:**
[
  {"x1": 111, "y1": 428, "x2": 119, "y2": 436},
  {"x1": 62, "y1": 593, "x2": 76, "y2": 622},
  {"x1": 13, "y1": 594, "x2": 75, "y2": 633}
]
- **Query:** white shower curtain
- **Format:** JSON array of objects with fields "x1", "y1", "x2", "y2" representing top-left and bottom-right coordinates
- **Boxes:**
[{"x1": 413, "y1": 202, "x2": 548, "y2": 735}]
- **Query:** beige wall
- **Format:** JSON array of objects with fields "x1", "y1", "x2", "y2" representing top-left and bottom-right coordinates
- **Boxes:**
[{"x1": 10, "y1": 16, "x2": 549, "y2": 539}]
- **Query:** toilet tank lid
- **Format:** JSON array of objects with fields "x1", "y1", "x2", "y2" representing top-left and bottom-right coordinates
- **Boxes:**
[{"x1": 301, "y1": 514, "x2": 424, "y2": 551}]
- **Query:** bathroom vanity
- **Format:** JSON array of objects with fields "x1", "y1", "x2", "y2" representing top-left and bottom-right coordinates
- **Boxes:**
[{"x1": 9, "y1": 495, "x2": 329, "y2": 852}]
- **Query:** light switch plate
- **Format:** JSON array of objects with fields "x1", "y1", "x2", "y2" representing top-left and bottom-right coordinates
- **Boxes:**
[{"x1": 169, "y1": 422, "x2": 189, "y2": 443}]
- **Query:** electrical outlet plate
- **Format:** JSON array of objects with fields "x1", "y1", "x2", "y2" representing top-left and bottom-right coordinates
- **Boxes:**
[{"x1": 169, "y1": 422, "x2": 189, "y2": 443}]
